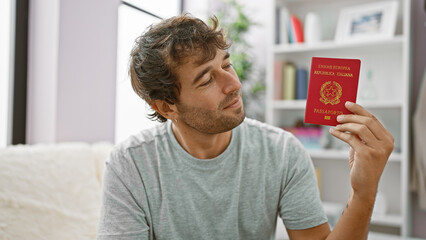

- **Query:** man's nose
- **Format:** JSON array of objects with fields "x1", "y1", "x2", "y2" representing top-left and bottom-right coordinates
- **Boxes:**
[{"x1": 221, "y1": 72, "x2": 242, "y2": 95}]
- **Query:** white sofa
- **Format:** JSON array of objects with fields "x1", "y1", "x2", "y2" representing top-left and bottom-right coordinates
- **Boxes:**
[{"x1": 0, "y1": 142, "x2": 113, "y2": 240}]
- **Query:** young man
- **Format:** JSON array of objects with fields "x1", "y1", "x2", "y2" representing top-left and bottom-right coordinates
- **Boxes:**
[{"x1": 97, "y1": 15, "x2": 394, "y2": 240}]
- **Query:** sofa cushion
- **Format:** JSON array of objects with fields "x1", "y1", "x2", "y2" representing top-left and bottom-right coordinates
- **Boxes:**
[
  {"x1": 92, "y1": 142, "x2": 114, "y2": 187},
  {"x1": 0, "y1": 142, "x2": 112, "y2": 240}
]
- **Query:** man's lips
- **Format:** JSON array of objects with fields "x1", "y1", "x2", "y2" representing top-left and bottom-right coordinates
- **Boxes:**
[{"x1": 224, "y1": 96, "x2": 241, "y2": 109}]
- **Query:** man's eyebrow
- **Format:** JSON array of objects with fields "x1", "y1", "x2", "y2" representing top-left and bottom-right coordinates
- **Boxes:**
[
  {"x1": 191, "y1": 52, "x2": 231, "y2": 86},
  {"x1": 223, "y1": 52, "x2": 230, "y2": 60},
  {"x1": 192, "y1": 66, "x2": 212, "y2": 86}
]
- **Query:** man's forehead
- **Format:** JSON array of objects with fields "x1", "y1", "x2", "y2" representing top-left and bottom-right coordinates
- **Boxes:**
[
  {"x1": 185, "y1": 50, "x2": 227, "y2": 67},
  {"x1": 175, "y1": 50, "x2": 227, "y2": 76},
  {"x1": 173, "y1": 55, "x2": 203, "y2": 77}
]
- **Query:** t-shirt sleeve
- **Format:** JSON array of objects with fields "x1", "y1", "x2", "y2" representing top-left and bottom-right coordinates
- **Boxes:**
[
  {"x1": 97, "y1": 149, "x2": 150, "y2": 240},
  {"x1": 278, "y1": 133, "x2": 328, "y2": 230}
]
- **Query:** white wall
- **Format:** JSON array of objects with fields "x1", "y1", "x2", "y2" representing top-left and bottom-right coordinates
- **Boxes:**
[
  {"x1": 27, "y1": 0, "x2": 120, "y2": 144},
  {"x1": 55, "y1": 0, "x2": 119, "y2": 142},
  {"x1": 184, "y1": 0, "x2": 210, "y2": 20}
]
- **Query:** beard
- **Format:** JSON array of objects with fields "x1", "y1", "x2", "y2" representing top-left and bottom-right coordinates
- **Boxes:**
[{"x1": 175, "y1": 91, "x2": 246, "y2": 134}]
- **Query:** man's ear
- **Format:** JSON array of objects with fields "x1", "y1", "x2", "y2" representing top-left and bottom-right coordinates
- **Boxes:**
[{"x1": 151, "y1": 100, "x2": 178, "y2": 120}]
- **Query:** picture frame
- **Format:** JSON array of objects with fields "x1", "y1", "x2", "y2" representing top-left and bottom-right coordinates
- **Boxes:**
[{"x1": 335, "y1": 1, "x2": 398, "y2": 43}]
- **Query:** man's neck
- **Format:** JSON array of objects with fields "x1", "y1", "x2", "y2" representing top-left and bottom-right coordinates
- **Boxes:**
[{"x1": 171, "y1": 122, "x2": 232, "y2": 159}]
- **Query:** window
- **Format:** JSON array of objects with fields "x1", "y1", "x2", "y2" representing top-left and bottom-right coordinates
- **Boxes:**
[
  {"x1": 115, "y1": 1, "x2": 181, "y2": 143},
  {"x1": 0, "y1": 0, "x2": 14, "y2": 147},
  {"x1": 124, "y1": 0, "x2": 181, "y2": 18}
]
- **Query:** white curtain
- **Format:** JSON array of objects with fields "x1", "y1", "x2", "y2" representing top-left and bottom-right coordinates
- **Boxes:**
[
  {"x1": 0, "y1": 0, "x2": 13, "y2": 147},
  {"x1": 412, "y1": 67, "x2": 426, "y2": 210}
]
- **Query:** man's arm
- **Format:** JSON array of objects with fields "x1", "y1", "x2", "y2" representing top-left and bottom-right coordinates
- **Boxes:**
[
  {"x1": 287, "y1": 101, "x2": 394, "y2": 240},
  {"x1": 97, "y1": 151, "x2": 150, "y2": 240}
]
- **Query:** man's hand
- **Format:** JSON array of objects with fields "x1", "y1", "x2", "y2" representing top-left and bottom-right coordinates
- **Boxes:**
[
  {"x1": 287, "y1": 101, "x2": 395, "y2": 240},
  {"x1": 330, "y1": 101, "x2": 394, "y2": 201}
]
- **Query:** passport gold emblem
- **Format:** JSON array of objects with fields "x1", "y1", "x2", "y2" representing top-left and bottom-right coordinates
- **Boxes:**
[{"x1": 320, "y1": 81, "x2": 342, "y2": 105}]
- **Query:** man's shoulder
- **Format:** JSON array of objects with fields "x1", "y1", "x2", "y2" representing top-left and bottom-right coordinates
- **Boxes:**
[
  {"x1": 109, "y1": 123, "x2": 169, "y2": 161},
  {"x1": 241, "y1": 118, "x2": 289, "y2": 138},
  {"x1": 240, "y1": 118, "x2": 300, "y2": 152}
]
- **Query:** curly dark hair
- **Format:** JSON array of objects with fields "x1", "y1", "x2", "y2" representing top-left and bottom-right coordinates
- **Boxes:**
[{"x1": 129, "y1": 14, "x2": 231, "y2": 122}]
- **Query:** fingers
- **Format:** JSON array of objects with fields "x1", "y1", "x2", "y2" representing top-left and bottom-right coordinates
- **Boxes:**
[
  {"x1": 337, "y1": 102, "x2": 394, "y2": 143},
  {"x1": 330, "y1": 101, "x2": 395, "y2": 158},
  {"x1": 336, "y1": 114, "x2": 386, "y2": 142},
  {"x1": 334, "y1": 122, "x2": 380, "y2": 148},
  {"x1": 342, "y1": 101, "x2": 370, "y2": 116},
  {"x1": 329, "y1": 128, "x2": 370, "y2": 153}
]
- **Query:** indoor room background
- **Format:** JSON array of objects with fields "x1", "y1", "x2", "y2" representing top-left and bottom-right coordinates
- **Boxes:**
[{"x1": 0, "y1": 0, "x2": 425, "y2": 239}]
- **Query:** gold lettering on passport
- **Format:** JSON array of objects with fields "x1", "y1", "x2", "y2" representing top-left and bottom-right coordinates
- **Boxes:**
[
  {"x1": 337, "y1": 72, "x2": 353, "y2": 77},
  {"x1": 315, "y1": 65, "x2": 352, "y2": 77},
  {"x1": 314, "y1": 108, "x2": 344, "y2": 115},
  {"x1": 318, "y1": 65, "x2": 351, "y2": 70},
  {"x1": 314, "y1": 70, "x2": 335, "y2": 76},
  {"x1": 333, "y1": 65, "x2": 351, "y2": 71}
]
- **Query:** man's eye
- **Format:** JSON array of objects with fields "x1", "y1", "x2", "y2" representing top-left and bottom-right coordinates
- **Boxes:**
[
  {"x1": 200, "y1": 77, "x2": 213, "y2": 87},
  {"x1": 224, "y1": 63, "x2": 233, "y2": 69}
]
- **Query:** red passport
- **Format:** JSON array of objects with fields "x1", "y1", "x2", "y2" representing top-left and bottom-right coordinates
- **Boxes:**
[{"x1": 304, "y1": 57, "x2": 361, "y2": 126}]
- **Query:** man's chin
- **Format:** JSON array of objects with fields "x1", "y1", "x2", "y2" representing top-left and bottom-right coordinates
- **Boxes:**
[
  {"x1": 209, "y1": 111, "x2": 245, "y2": 134},
  {"x1": 231, "y1": 107, "x2": 246, "y2": 127}
]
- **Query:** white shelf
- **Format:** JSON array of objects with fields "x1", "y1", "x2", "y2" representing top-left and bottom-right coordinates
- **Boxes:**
[
  {"x1": 272, "y1": 100, "x2": 402, "y2": 110},
  {"x1": 323, "y1": 201, "x2": 403, "y2": 227},
  {"x1": 274, "y1": 36, "x2": 404, "y2": 54},
  {"x1": 309, "y1": 149, "x2": 402, "y2": 162},
  {"x1": 357, "y1": 100, "x2": 403, "y2": 109},
  {"x1": 268, "y1": 0, "x2": 410, "y2": 236},
  {"x1": 370, "y1": 214, "x2": 403, "y2": 227},
  {"x1": 322, "y1": 201, "x2": 344, "y2": 216},
  {"x1": 368, "y1": 232, "x2": 419, "y2": 240},
  {"x1": 272, "y1": 100, "x2": 306, "y2": 109}
]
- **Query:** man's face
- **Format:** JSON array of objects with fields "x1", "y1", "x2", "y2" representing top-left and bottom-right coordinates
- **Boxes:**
[{"x1": 173, "y1": 49, "x2": 245, "y2": 134}]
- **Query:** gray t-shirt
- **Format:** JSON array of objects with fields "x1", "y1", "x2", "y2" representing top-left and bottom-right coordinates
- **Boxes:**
[{"x1": 97, "y1": 118, "x2": 327, "y2": 240}]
